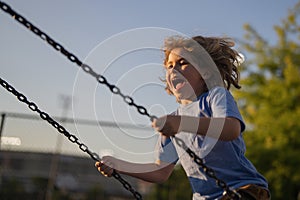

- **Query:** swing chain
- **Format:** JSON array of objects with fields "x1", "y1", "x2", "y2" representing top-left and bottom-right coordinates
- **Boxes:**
[
  {"x1": 0, "y1": 2, "x2": 240, "y2": 199},
  {"x1": 0, "y1": 77, "x2": 142, "y2": 200},
  {"x1": 0, "y1": 1, "x2": 157, "y2": 123},
  {"x1": 173, "y1": 137, "x2": 241, "y2": 200}
]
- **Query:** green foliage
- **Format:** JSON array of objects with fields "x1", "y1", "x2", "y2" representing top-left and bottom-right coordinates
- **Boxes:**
[
  {"x1": 0, "y1": 178, "x2": 26, "y2": 200},
  {"x1": 0, "y1": 176, "x2": 79, "y2": 200},
  {"x1": 236, "y1": 1, "x2": 300, "y2": 199},
  {"x1": 31, "y1": 177, "x2": 48, "y2": 199},
  {"x1": 86, "y1": 185, "x2": 107, "y2": 200}
]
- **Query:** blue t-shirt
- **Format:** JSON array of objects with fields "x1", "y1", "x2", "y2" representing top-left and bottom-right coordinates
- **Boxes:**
[{"x1": 156, "y1": 87, "x2": 268, "y2": 200}]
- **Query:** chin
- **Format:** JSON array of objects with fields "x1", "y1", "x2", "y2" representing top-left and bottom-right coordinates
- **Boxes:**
[{"x1": 176, "y1": 94, "x2": 196, "y2": 103}]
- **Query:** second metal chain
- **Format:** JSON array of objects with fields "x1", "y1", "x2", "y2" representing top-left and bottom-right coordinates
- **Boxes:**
[{"x1": 0, "y1": 77, "x2": 142, "y2": 200}]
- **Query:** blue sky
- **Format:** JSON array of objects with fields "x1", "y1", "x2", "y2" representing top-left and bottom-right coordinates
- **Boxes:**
[{"x1": 0, "y1": 0, "x2": 298, "y2": 162}]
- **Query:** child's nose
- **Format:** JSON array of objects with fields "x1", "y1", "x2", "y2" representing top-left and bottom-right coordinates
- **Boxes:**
[{"x1": 170, "y1": 63, "x2": 182, "y2": 73}]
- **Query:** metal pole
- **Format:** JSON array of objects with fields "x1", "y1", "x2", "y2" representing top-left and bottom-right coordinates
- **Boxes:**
[
  {"x1": 0, "y1": 113, "x2": 6, "y2": 150},
  {"x1": 45, "y1": 95, "x2": 71, "y2": 200},
  {"x1": 0, "y1": 113, "x2": 6, "y2": 188}
]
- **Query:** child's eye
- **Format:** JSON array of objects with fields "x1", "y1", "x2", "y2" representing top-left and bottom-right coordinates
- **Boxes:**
[
  {"x1": 167, "y1": 64, "x2": 173, "y2": 69},
  {"x1": 180, "y1": 59, "x2": 188, "y2": 65}
]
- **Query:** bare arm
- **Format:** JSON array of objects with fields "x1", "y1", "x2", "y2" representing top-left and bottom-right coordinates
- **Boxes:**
[
  {"x1": 152, "y1": 115, "x2": 241, "y2": 141},
  {"x1": 95, "y1": 156, "x2": 175, "y2": 183}
]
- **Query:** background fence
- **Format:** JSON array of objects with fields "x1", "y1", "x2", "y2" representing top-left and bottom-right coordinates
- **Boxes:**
[{"x1": 0, "y1": 112, "x2": 156, "y2": 200}]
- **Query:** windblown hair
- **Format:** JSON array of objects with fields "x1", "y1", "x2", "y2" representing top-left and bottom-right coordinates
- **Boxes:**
[{"x1": 163, "y1": 35, "x2": 242, "y2": 95}]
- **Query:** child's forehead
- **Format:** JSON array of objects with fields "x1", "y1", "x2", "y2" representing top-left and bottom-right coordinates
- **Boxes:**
[
  {"x1": 170, "y1": 47, "x2": 185, "y2": 55},
  {"x1": 168, "y1": 50, "x2": 183, "y2": 60},
  {"x1": 168, "y1": 48, "x2": 194, "y2": 62}
]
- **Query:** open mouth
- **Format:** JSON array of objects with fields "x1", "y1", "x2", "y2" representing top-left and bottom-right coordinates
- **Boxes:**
[{"x1": 172, "y1": 78, "x2": 186, "y2": 90}]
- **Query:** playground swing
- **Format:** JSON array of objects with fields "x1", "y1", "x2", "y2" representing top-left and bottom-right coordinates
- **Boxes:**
[{"x1": 0, "y1": 1, "x2": 241, "y2": 199}]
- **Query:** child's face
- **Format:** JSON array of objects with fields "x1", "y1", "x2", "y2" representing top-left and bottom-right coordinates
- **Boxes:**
[{"x1": 165, "y1": 48, "x2": 205, "y2": 103}]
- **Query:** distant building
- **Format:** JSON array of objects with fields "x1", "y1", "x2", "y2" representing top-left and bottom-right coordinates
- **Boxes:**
[{"x1": 0, "y1": 150, "x2": 153, "y2": 200}]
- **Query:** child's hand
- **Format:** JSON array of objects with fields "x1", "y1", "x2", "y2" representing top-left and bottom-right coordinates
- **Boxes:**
[
  {"x1": 95, "y1": 156, "x2": 116, "y2": 177},
  {"x1": 152, "y1": 115, "x2": 181, "y2": 137}
]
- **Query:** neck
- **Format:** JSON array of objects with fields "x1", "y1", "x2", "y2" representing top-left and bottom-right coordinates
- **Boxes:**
[
  {"x1": 180, "y1": 99, "x2": 194, "y2": 105},
  {"x1": 179, "y1": 88, "x2": 208, "y2": 105}
]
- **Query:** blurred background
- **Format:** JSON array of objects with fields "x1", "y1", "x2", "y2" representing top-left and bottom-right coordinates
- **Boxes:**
[{"x1": 1, "y1": 0, "x2": 300, "y2": 199}]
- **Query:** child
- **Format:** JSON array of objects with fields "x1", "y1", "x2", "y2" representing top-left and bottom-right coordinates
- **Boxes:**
[{"x1": 95, "y1": 35, "x2": 270, "y2": 199}]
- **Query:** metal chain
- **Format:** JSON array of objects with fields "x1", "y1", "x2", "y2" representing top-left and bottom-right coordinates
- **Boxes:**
[
  {"x1": 173, "y1": 137, "x2": 241, "y2": 199},
  {"x1": 0, "y1": 1, "x2": 240, "y2": 199},
  {"x1": 0, "y1": 77, "x2": 142, "y2": 200},
  {"x1": 0, "y1": 1, "x2": 156, "y2": 123}
]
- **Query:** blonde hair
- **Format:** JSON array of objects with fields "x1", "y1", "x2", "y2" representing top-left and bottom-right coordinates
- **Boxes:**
[{"x1": 163, "y1": 35, "x2": 241, "y2": 95}]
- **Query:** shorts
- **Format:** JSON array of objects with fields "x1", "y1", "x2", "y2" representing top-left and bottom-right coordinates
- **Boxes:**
[{"x1": 220, "y1": 184, "x2": 270, "y2": 200}]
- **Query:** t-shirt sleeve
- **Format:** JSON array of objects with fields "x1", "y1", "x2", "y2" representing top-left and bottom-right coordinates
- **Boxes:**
[
  {"x1": 155, "y1": 135, "x2": 179, "y2": 164},
  {"x1": 209, "y1": 87, "x2": 246, "y2": 132}
]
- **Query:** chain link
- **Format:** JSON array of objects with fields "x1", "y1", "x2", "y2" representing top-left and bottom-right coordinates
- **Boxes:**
[
  {"x1": 0, "y1": 1, "x2": 240, "y2": 199},
  {"x1": 173, "y1": 137, "x2": 241, "y2": 199},
  {"x1": 0, "y1": 77, "x2": 142, "y2": 200},
  {"x1": 0, "y1": 1, "x2": 156, "y2": 123}
]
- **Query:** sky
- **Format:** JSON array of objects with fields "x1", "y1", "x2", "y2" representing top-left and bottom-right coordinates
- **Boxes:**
[{"x1": 0, "y1": 0, "x2": 298, "y2": 162}]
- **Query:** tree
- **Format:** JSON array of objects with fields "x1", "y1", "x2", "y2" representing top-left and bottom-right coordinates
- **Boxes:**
[
  {"x1": 86, "y1": 185, "x2": 108, "y2": 200},
  {"x1": 0, "y1": 178, "x2": 26, "y2": 200},
  {"x1": 235, "y1": 1, "x2": 300, "y2": 199}
]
